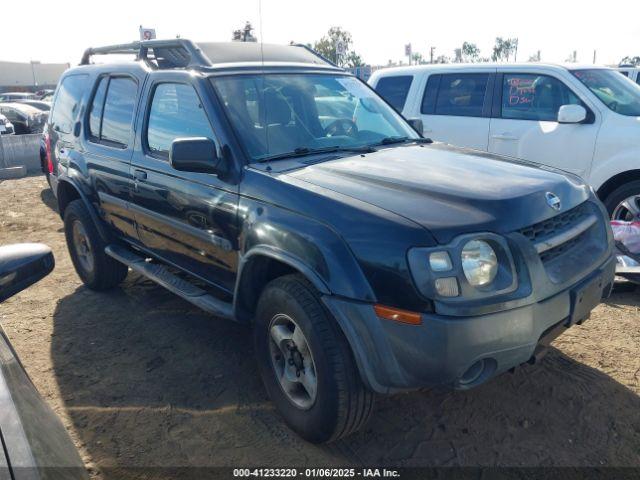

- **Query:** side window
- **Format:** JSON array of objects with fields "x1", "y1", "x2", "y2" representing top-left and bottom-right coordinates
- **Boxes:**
[
  {"x1": 635, "y1": 75, "x2": 640, "y2": 86},
  {"x1": 88, "y1": 77, "x2": 108, "y2": 140},
  {"x1": 501, "y1": 74, "x2": 581, "y2": 122},
  {"x1": 619, "y1": 71, "x2": 630, "y2": 77},
  {"x1": 50, "y1": 74, "x2": 88, "y2": 134},
  {"x1": 100, "y1": 77, "x2": 137, "y2": 147},
  {"x1": 433, "y1": 73, "x2": 488, "y2": 117},
  {"x1": 421, "y1": 75, "x2": 440, "y2": 114},
  {"x1": 146, "y1": 83, "x2": 215, "y2": 157},
  {"x1": 375, "y1": 76, "x2": 413, "y2": 111}
]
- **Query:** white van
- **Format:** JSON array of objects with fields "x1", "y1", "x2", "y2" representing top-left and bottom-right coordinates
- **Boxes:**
[{"x1": 370, "y1": 63, "x2": 640, "y2": 219}]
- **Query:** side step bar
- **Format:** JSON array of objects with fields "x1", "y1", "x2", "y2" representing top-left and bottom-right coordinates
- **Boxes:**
[{"x1": 105, "y1": 245, "x2": 234, "y2": 319}]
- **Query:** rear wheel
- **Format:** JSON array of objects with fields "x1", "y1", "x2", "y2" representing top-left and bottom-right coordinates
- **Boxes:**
[
  {"x1": 604, "y1": 180, "x2": 640, "y2": 220},
  {"x1": 64, "y1": 200, "x2": 128, "y2": 290},
  {"x1": 253, "y1": 274, "x2": 374, "y2": 443}
]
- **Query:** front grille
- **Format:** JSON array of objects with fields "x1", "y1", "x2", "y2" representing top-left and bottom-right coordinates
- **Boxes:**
[
  {"x1": 519, "y1": 202, "x2": 590, "y2": 245},
  {"x1": 517, "y1": 201, "x2": 606, "y2": 283}
]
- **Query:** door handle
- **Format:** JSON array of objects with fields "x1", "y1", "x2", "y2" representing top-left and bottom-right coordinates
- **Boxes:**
[
  {"x1": 133, "y1": 170, "x2": 147, "y2": 181},
  {"x1": 492, "y1": 133, "x2": 518, "y2": 141}
]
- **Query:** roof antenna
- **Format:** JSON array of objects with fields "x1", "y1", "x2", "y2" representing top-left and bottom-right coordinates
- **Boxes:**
[{"x1": 258, "y1": 0, "x2": 270, "y2": 158}]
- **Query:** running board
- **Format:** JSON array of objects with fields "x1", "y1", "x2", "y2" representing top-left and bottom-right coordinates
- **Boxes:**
[{"x1": 105, "y1": 245, "x2": 234, "y2": 319}]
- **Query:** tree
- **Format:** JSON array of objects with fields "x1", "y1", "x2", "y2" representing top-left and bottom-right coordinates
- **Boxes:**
[
  {"x1": 232, "y1": 21, "x2": 257, "y2": 42},
  {"x1": 528, "y1": 51, "x2": 541, "y2": 62},
  {"x1": 313, "y1": 27, "x2": 365, "y2": 67},
  {"x1": 461, "y1": 42, "x2": 480, "y2": 63},
  {"x1": 411, "y1": 52, "x2": 426, "y2": 65},
  {"x1": 620, "y1": 56, "x2": 640, "y2": 66},
  {"x1": 566, "y1": 50, "x2": 578, "y2": 63},
  {"x1": 492, "y1": 37, "x2": 518, "y2": 62},
  {"x1": 434, "y1": 54, "x2": 450, "y2": 64}
]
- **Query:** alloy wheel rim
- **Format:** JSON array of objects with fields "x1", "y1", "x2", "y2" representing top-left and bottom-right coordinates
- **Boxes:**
[
  {"x1": 72, "y1": 220, "x2": 94, "y2": 273},
  {"x1": 268, "y1": 313, "x2": 318, "y2": 410}
]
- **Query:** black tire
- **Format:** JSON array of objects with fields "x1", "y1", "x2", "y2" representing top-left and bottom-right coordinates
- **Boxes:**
[
  {"x1": 603, "y1": 180, "x2": 640, "y2": 219},
  {"x1": 253, "y1": 274, "x2": 374, "y2": 443},
  {"x1": 63, "y1": 199, "x2": 128, "y2": 290}
]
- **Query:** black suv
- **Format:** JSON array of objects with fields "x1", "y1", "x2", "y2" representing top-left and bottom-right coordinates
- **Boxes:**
[{"x1": 46, "y1": 39, "x2": 615, "y2": 443}]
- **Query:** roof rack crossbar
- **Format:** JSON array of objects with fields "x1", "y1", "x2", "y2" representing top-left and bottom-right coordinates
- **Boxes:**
[{"x1": 80, "y1": 39, "x2": 213, "y2": 69}]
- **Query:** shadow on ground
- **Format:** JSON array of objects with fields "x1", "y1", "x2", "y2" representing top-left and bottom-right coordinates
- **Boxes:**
[
  {"x1": 49, "y1": 276, "x2": 640, "y2": 477},
  {"x1": 40, "y1": 186, "x2": 58, "y2": 213}
]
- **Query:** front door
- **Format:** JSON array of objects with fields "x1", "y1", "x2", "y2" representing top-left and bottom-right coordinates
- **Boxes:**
[
  {"x1": 488, "y1": 72, "x2": 599, "y2": 179},
  {"x1": 129, "y1": 74, "x2": 240, "y2": 294}
]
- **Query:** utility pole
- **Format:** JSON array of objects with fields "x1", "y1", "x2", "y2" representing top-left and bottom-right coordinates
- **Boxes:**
[
  {"x1": 593, "y1": 49, "x2": 597, "y2": 64},
  {"x1": 430, "y1": 46, "x2": 435, "y2": 64}
]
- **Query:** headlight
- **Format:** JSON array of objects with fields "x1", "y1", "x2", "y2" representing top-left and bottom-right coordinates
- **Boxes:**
[{"x1": 461, "y1": 240, "x2": 498, "y2": 286}]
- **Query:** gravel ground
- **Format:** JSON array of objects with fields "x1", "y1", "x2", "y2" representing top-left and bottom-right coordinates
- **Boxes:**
[{"x1": 0, "y1": 176, "x2": 639, "y2": 479}]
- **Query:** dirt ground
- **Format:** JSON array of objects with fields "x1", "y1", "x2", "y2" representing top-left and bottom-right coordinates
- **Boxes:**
[{"x1": 0, "y1": 175, "x2": 639, "y2": 478}]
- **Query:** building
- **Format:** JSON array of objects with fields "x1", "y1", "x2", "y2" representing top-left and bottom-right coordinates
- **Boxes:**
[{"x1": 0, "y1": 61, "x2": 70, "y2": 93}]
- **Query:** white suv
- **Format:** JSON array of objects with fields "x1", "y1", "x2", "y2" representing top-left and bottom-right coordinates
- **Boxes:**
[{"x1": 370, "y1": 63, "x2": 640, "y2": 219}]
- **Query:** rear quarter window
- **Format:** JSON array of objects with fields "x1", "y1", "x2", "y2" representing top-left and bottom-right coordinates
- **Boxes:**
[
  {"x1": 374, "y1": 75, "x2": 413, "y2": 111},
  {"x1": 50, "y1": 74, "x2": 89, "y2": 134}
]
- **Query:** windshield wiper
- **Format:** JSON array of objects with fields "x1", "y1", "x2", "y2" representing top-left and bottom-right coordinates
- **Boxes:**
[
  {"x1": 376, "y1": 136, "x2": 433, "y2": 146},
  {"x1": 258, "y1": 145, "x2": 375, "y2": 163}
]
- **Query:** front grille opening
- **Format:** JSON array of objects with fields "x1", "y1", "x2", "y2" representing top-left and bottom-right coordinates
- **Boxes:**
[
  {"x1": 519, "y1": 202, "x2": 590, "y2": 245},
  {"x1": 539, "y1": 230, "x2": 589, "y2": 263}
]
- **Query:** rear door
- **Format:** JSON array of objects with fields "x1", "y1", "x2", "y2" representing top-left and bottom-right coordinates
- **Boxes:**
[
  {"x1": 82, "y1": 72, "x2": 143, "y2": 240},
  {"x1": 129, "y1": 72, "x2": 240, "y2": 294},
  {"x1": 488, "y1": 71, "x2": 599, "y2": 178},
  {"x1": 418, "y1": 70, "x2": 495, "y2": 150}
]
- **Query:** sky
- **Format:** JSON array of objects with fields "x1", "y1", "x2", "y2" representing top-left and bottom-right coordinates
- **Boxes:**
[{"x1": 3, "y1": 0, "x2": 640, "y2": 67}]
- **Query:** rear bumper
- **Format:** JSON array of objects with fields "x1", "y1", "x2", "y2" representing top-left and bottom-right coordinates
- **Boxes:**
[{"x1": 323, "y1": 254, "x2": 616, "y2": 394}]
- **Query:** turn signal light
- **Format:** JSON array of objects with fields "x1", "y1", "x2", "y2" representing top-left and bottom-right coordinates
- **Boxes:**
[{"x1": 374, "y1": 304, "x2": 422, "y2": 325}]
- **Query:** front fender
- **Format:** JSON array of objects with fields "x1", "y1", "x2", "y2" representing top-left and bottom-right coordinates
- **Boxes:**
[
  {"x1": 239, "y1": 197, "x2": 376, "y2": 302},
  {"x1": 590, "y1": 149, "x2": 640, "y2": 191}
]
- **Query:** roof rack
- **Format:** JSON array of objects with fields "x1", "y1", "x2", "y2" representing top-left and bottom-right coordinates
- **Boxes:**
[{"x1": 80, "y1": 39, "x2": 213, "y2": 69}]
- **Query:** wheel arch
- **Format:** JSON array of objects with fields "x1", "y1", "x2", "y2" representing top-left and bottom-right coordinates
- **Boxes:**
[
  {"x1": 56, "y1": 177, "x2": 112, "y2": 244},
  {"x1": 596, "y1": 169, "x2": 640, "y2": 203},
  {"x1": 233, "y1": 246, "x2": 331, "y2": 323}
]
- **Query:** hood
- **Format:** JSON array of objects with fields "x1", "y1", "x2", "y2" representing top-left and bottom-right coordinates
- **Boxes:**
[{"x1": 286, "y1": 143, "x2": 590, "y2": 244}]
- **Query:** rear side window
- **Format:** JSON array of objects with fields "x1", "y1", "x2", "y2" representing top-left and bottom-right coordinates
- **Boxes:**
[
  {"x1": 88, "y1": 77, "x2": 108, "y2": 139},
  {"x1": 145, "y1": 83, "x2": 215, "y2": 157},
  {"x1": 375, "y1": 76, "x2": 413, "y2": 111},
  {"x1": 50, "y1": 74, "x2": 88, "y2": 134},
  {"x1": 501, "y1": 74, "x2": 581, "y2": 121},
  {"x1": 430, "y1": 73, "x2": 489, "y2": 117},
  {"x1": 88, "y1": 77, "x2": 137, "y2": 147}
]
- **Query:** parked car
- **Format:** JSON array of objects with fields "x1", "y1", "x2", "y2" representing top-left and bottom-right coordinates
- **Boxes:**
[
  {"x1": 0, "y1": 243, "x2": 88, "y2": 479},
  {"x1": 370, "y1": 63, "x2": 640, "y2": 220},
  {"x1": 0, "y1": 102, "x2": 48, "y2": 134},
  {"x1": 16, "y1": 99, "x2": 52, "y2": 111},
  {"x1": 48, "y1": 40, "x2": 615, "y2": 443},
  {"x1": 36, "y1": 89, "x2": 55, "y2": 100},
  {"x1": 615, "y1": 65, "x2": 640, "y2": 83},
  {"x1": 0, "y1": 92, "x2": 37, "y2": 102},
  {"x1": 0, "y1": 113, "x2": 15, "y2": 135}
]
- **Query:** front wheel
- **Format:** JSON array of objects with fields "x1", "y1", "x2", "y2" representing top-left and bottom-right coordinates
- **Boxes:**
[
  {"x1": 253, "y1": 274, "x2": 374, "y2": 443},
  {"x1": 604, "y1": 180, "x2": 640, "y2": 220}
]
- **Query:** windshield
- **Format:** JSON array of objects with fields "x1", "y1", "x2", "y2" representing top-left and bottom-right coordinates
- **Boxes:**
[
  {"x1": 572, "y1": 69, "x2": 640, "y2": 116},
  {"x1": 210, "y1": 73, "x2": 419, "y2": 161}
]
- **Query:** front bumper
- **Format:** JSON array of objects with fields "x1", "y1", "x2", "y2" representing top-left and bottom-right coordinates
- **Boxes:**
[{"x1": 323, "y1": 254, "x2": 616, "y2": 394}]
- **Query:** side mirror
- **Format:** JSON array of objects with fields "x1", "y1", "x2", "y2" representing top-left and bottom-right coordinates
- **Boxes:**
[
  {"x1": 169, "y1": 138, "x2": 224, "y2": 175},
  {"x1": 0, "y1": 244, "x2": 54, "y2": 303},
  {"x1": 407, "y1": 118, "x2": 424, "y2": 135},
  {"x1": 558, "y1": 104, "x2": 587, "y2": 124}
]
